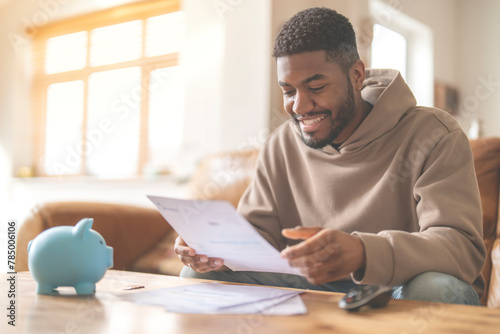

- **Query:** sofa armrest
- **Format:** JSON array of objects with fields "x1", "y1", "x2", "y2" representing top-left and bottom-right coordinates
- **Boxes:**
[{"x1": 15, "y1": 201, "x2": 175, "y2": 272}]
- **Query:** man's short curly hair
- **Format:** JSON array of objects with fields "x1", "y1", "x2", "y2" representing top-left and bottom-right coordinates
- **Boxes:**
[{"x1": 272, "y1": 7, "x2": 359, "y2": 72}]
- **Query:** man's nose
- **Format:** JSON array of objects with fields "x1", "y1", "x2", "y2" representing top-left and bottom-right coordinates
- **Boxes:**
[{"x1": 292, "y1": 91, "x2": 315, "y2": 115}]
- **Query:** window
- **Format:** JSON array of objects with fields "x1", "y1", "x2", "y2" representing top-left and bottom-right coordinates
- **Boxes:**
[
  {"x1": 32, "y1": 0, "x2": 184, "y2": 178},
  {"x1": 369, "y1": 0, "x2": 433, "y2": 106},
  {"x1": 371, "y1": 24, "x2": 407, "y2": 80}
]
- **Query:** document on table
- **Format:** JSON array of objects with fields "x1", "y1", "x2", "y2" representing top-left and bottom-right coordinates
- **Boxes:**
[
  {"x1": 121, "y1": 282, "x2": 307, "y2": 315},
  {"x1": 147, "y1": 195, "x2": 302, "y2": 276}
]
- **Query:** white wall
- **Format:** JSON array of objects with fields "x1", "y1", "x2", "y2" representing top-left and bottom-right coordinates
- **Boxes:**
[
  {"x1": 456, "y1": 0, "x2": 500, "y2": 137},
  {"x1": 182, "y1": 0, "x2": 271, "y2": 153}
]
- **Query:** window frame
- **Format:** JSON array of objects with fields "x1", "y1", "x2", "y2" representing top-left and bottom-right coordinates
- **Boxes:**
[{"x1": 31, "y1": 0, "x2": 181, "y2": 177}]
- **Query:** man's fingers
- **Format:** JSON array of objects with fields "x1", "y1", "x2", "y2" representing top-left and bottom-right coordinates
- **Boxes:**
[
  {"x1": 189, "y1": 257, "x2": 225, "y2": 273},
  {"x1": 287, "y1": 244, "x2": 339, "y2": 268},
  {"x1": 174, "y1": 236, "x2": 196, "y2": 257},
  {"x1": 282, "y1": 227, "x2": 323, "y2": 240},
  {"x1": 281, "y1": 230, "x2": 332, "y2": 259},
  {"x1": 176, "y1": 244, "x2": 195, "y2": 257},
  {"x1": 174, "y1": 236, "x2": 228, "y2": 273}
]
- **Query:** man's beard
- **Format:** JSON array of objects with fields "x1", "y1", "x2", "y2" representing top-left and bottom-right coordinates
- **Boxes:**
[{"x1": 297, "y1": 81, "x2": 356, "y2": 149}]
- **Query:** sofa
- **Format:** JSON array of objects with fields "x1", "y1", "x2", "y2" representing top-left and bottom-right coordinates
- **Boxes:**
[{"x1": 15, "y1": 138, "x2": 500, "y2": 307}]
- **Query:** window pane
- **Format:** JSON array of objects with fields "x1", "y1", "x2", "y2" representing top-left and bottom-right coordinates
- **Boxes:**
[
  {"x1": 90, "y1": 21, "x2": 142, "y2": 67},
  {"x1": 145, "y1": 12, "x2": 185, "y2": 57},
  {"x1": 44, "y1": 81, "x2": 84, "y2": 175},
  {"x1": 87, "y1": 67, "x2": 141, "y2": 177},
  {"x1": 371, "y1": 24, "x2": 407, "y2": 79},
  {"x1": 45, "y1": 31, "x2": 87, "y2": 74},
  {"x1": 147, "y1": 66, "x2": 184, "y2": 171}
]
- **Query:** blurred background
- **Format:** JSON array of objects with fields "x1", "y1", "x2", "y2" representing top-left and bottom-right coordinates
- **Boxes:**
[{"x1": 0, "y1": 0, "x2": 499, "y2": 226}]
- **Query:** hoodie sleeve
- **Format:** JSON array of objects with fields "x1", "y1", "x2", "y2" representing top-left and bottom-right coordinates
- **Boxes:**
[
  {"x1": 237, "y1": 143, "x2": 287, "y2": 251},
  {"x1": 352, "y1": 130, "x2": 486, "y2": 292}
]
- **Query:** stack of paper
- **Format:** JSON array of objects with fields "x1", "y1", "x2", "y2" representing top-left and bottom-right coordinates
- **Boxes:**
[{"x1": 121, "y1": 282, "x2": 307, "y2": 315}]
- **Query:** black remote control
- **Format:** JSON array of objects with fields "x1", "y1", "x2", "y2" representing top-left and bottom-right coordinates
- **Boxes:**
[{"x1": 338, "y1": 285, "x2": 392, "y2": 312}]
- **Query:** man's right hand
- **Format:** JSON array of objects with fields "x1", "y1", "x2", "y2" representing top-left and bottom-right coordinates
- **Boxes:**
[{"x1": 174, "y1": 236, "x2": 228, "y2": 273}]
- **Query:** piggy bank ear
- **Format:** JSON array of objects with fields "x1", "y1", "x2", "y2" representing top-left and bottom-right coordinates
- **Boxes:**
[{"x1": 73, "y1": 218, "x2": 94, "y2": 240}]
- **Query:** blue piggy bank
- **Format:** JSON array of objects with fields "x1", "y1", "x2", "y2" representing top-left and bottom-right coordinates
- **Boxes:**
[{"x1": 28, "y1": 218, "x2": 113, "y2": 295}]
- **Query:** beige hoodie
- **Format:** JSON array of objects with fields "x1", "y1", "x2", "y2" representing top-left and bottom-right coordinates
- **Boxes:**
[{"x1": 237, "y1": 69, "x2": 486, "y2": 296}]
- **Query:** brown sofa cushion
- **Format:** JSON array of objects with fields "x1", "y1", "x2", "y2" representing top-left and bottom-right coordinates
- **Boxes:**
[
  {"x1": 470, "y1": 138, "x2": 500, "y2": 306},
  {"x1": 16, "y1": 201, "x2": 174, "y2": 272},
  {"x1": 189, "y1": 149, "x2": 259, "y2": 207}
]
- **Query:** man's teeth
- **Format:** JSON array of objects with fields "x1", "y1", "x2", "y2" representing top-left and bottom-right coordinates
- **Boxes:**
[{"x1": 301, "y1": 116, "x2": 326, "y2": 125}]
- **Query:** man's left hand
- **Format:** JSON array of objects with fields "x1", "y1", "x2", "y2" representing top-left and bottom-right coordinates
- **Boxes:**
[{"x1": 281, "y1": 227, "x2": 366, "y2": 285}]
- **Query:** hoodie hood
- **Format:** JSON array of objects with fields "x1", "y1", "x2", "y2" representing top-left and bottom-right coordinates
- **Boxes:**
[{"x1": 340, "y1": 68, "x2": 417, "y2": 152}]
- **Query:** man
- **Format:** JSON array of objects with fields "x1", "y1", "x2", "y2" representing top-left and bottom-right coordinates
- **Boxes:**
[{"x1": 175, "y1": 7, "x2": 486, "y2": 305}]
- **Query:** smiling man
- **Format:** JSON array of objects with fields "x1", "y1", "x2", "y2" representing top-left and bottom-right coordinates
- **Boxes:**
[{"x1": 176, "y1": 7, "x2": 486, "y2": 305}]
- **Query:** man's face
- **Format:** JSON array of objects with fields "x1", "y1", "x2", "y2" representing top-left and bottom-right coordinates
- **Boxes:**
[{"x1": 277, "y1": 51, "x2": 356, "y2": 149}]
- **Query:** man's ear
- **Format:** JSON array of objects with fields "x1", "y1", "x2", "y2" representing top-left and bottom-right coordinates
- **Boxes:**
[{"x1": 351, "y1": 60, "x2": 366, "y2": 91}]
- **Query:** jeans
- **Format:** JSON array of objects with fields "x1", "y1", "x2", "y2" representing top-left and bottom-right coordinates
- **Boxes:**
[{"x1": 180, "y1": 267, "x2": 481, "y2": 306}]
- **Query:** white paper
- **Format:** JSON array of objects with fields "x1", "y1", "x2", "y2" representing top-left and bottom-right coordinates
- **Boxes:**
[
  {"x1": 121, "y1": 282, "x2": 307, "y2": 315},
  {"x1": 147, "y1": 195, "x2": 302, "y2": 276}
]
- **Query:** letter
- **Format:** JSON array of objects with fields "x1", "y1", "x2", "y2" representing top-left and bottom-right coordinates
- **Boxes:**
[
  {"x1": 7, "y1": 302, "x2": 15, "y2": 310},
  {"x1": 386, "y1": 171, "x2": 405, "y2": 192},
  {"x1": 40, "y1": 0, "x2": 60, "y2": 17},
  {"x1": 409, "y1": 312, "x2": 428, "y2": 332},
  {"x1": 8, "y1": 320, "x2": 15, "y2": 326},
  {"x1": 73, "y1": 218, "x2": 94, "y2": 240},
  {"x1": 32, "y1": 11, "x2": 50, "y2": 27},
  {"x1": 414, "y1": 137, "x2": 435, "y2": 156},
  {"x1": 463, "y1": 95, "x2": 479, "y2": 112},
  {"x1": 111, "y1": 100, "x2": 130, "y2": 120},
  {"x1": 65, "y1": 145, "x2": 82, "y2": 168},
  {"x1": 21, "y1": 17, "x2": 37, "y2": 35},
  {"x1": 99, "y1": 118, "x2": 115, "y2": 134},
  {"x1": 387, "y1": 0, "x2": 403, "y2": 11},
  {"x1": 87, "y1": 128, "x2": 104, "y2": 147},
  {"x1": 474, "y1": 83, "x2": 490, "y2": 100},
  {"x1": 7, "y1": 32, "x2": 28, "y2": 55},
  {"x1": 211, "y1": 170, "x2": 232, "y2": 186},
  {"x1": 397, "y1": 156, "x2": 412, "y2": 178},
  {"x1": 65, "y1": 321, "x2": 81, "y2": 334},
  {"x1": 478, "y1": 74, "x2": 500, "y2": 94},
  {"x1": 202, "y1": 182, "x2": 220, "y2": 198},
  {"x1": 121, "y1": 93, "x2": 138, "y2": 109},
  {"x1": 213, "y1": 0, "x2": 234, "y2": 18},
  {"x1": 50, "y1": 161, "x2": 72, "y2": 175},
  {"x1": 179, "y1": 203, "x2": 200, "y2": 223},
  {"x1": 431, "y1": 128, "x2": 445, "y2": 143},
  {"x1": 150, "y1": 68, "x2": 169, "y2": 85},
  {"x1": 374, "y1": 9, "x2": 392, "y2": 26},
  {"x1": 131, "y1": 86, "x2": 142, "y2": 104}
]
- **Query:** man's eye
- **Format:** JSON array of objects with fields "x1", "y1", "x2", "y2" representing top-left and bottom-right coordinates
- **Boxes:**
[
  {"x1": 283, "y1": 90, "x2": 295, "y2": 96},
  {"x1": 310, "y1": 85, "x2": 325, "y2": 91}
]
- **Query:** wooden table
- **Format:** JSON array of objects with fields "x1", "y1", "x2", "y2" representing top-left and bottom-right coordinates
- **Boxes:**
[{"x1": 2, "y1": 270, "x2": 500, "y2": 334}]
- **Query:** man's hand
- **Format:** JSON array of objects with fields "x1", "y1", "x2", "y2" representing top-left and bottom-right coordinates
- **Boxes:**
[
  {"x1": 280, "y1": 227, "x2": 366, "y2": 285},
  {"x1": 174, "y1": 236, "x2": 228, "y2": 273}
]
